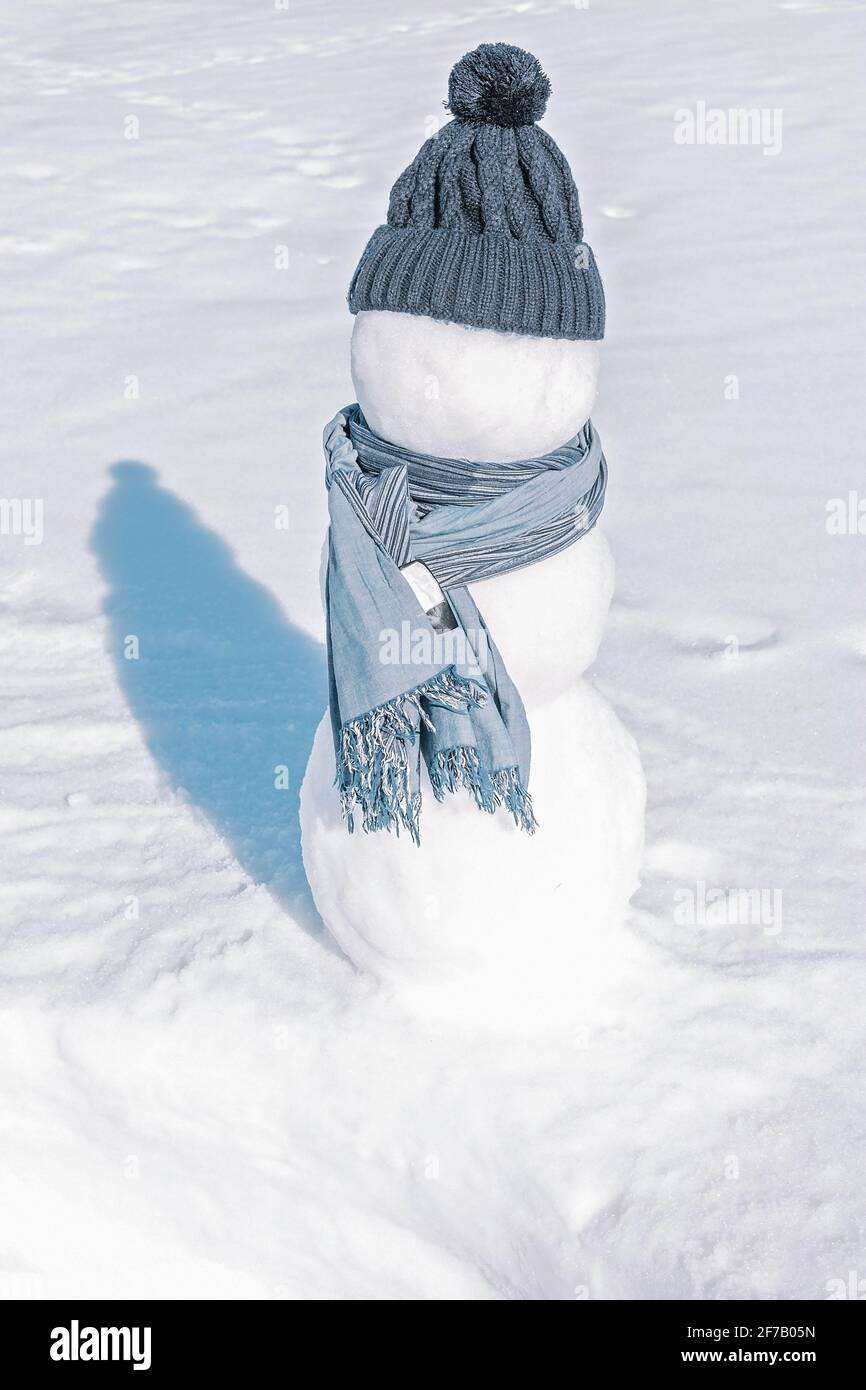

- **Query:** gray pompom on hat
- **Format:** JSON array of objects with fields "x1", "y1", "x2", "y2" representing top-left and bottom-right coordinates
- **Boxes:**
[{"x1": 348, "y1": 42, "x2": 604, "y2": 341}]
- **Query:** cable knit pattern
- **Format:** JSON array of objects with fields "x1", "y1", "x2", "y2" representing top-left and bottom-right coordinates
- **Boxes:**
[{"x1": 348, "y1": 42, "x2": 605, "y2": 341}]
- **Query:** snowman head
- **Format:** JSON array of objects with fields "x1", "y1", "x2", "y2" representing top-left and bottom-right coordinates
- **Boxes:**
[
  {"x1": 347, "y1": 43, "x2": 605, "y2": 463},
  {"x1": 352, "y1": 311, "x2": 598, "y2": 463}
]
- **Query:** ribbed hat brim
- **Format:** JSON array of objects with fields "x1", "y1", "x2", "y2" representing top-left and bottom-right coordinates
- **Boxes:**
[{"x1": 348, "y1": 226, "x2": 605, "y2": 341}]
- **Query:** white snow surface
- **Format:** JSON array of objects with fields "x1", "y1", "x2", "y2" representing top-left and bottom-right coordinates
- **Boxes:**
[{"x1": 2, "y1": 0, "x2": 865, "y2": 1300}]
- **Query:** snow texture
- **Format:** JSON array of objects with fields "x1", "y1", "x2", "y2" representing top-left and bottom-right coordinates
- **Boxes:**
[{"x1": 2, "y1": 0, "x2": 865, "y2": 1301}]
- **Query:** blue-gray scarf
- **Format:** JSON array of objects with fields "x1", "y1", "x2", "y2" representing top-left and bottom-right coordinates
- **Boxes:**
[{"x1": 323, "y1": 404, "x2": 607, "y2": 843}]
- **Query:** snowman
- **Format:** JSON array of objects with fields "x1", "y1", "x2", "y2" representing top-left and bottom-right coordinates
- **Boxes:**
[{"x1": 300, "y1": 44, "x2": 645, "y2": 1025}]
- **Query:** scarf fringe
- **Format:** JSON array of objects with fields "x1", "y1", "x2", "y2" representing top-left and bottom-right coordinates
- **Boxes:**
[
  {"x1": 337, "y1": 667, "x2": 487, "y2": 845},
  {"x1": 428, "y1": 746, "x2": 538, "y2": 834}
]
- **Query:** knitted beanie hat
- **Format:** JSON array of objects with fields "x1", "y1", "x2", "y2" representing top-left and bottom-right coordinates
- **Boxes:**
[{"x1": 348, "y1": 42, "x2": 604, "y2": 341}]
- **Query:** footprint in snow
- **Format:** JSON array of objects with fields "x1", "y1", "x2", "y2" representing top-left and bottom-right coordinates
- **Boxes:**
[{"x1": 654, "y1": 609, "x2": 781, "y2": 662}]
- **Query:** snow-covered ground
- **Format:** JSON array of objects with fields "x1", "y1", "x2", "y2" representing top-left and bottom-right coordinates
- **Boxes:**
[{"x1": 2, "y1": 0, "x2": 865, "y2": 1299}]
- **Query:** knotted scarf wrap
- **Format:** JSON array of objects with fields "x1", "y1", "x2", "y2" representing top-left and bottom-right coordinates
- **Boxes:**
[{"x1": 324, "y1": 404, "x2": 608, "y2": 843}]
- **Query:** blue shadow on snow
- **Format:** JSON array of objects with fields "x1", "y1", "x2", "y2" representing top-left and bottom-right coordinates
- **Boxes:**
[{"x1": 90, "y1": 461, "x2": 327, "y2": 937}]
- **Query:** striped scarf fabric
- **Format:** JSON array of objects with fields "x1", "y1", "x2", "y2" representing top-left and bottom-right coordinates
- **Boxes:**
[{"x1": 323, "y1": 403, "x2": 607, "y2": 843}]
